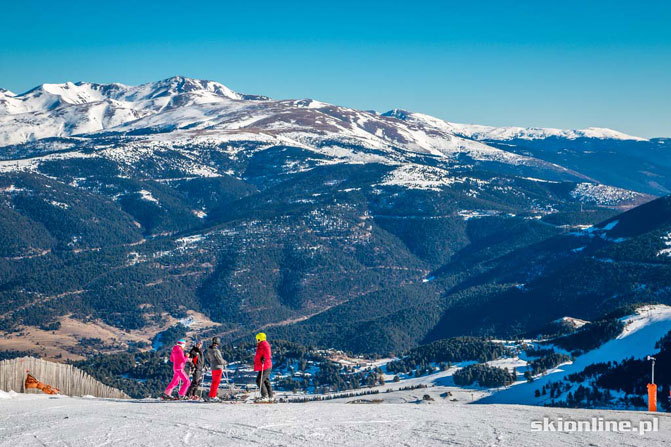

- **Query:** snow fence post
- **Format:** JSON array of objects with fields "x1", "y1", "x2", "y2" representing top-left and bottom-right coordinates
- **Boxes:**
[
  {"x1": 646, "y1": 356, "x2": 657, "y2": 412},
  {"x1": 647, "y1": 384, "x2": 657, "y2": 412}
]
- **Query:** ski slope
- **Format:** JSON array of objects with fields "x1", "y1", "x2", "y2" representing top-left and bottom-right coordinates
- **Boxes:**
[
  {"x1": 480, "y1": 305, "x2": 671, "y2": 406},
  {"x1": 0, "y1": 392, "x2": 667, "y2": 446},
  {"x1": 1, "y1": 306, "x2": 670, "y2": 445}
]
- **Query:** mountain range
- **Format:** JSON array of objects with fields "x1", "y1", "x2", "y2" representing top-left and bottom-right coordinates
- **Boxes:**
[{"x1": 0, "y1": 76, "x2": 669, "y2": 358}]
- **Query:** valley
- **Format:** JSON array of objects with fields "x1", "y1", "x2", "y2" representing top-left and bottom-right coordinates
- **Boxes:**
[{"x1": 0, "y1": 78, "x2": 670, "y2": 404}]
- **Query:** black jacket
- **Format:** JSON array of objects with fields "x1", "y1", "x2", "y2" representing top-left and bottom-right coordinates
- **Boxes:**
[{"x1": 189, "y1": 346, "x2": 205, "y2": 371}]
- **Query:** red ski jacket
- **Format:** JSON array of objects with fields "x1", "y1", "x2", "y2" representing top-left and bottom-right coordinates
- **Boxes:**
[{"x1": 254, "y1": 340, "x2": 272, "y2": 371}]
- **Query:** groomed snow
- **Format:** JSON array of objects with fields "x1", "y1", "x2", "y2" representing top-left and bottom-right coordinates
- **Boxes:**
[{"x1": 0, "y1": 393, "x2": 667, "y2": 446}]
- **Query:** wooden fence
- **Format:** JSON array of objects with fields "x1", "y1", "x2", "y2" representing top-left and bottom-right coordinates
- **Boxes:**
[{"x1": 0, "y1": 357, "x2": 129, "y2": 399}]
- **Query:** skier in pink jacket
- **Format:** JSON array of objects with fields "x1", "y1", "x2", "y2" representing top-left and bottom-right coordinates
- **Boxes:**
[{"x1": 162, "y1": 339, "x2": 191, "y2": 400}]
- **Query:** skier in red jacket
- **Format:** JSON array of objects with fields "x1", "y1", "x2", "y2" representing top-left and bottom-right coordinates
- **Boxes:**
[{"x1": 254, "y1": 332, "x2": 274, "y2": 401}]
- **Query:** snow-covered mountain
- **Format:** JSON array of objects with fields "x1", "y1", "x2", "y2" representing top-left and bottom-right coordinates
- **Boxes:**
[
  {"x1": 0, "y1": 76, "x2": 645, "y2": 154},
  {"x1": 0, "y1": 77, "x2": 242, "y2": 115},
  {"x1": 0, "y1": 77, "x2": 248, "y2": 145},
  {"x1": 3, "y1": 76, "x2": 666, "y2": 195},
  {"x1": 3, "y1": 76, "x2": 667, "y2": 199},
  {"x1": 386, "y1": 109, "x2": 648, "y2": 142},
  {"x1": 0, "y1": 76, "x2": 666, "y2": 359}
]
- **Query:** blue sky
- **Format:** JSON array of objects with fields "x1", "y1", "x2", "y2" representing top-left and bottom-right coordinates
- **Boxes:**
[{"x1": 1, "y1": 1, "x2": 669, "y2": 137}]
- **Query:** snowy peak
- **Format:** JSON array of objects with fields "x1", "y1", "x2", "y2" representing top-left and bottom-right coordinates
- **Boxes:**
[
  {"x1": 14, "y1": 81, "x2": 127, "y2": 112},
  {"x1": 0, "y1": 77, "x2": 256, "y2": 144},
  {"x1": 0, "y1": 89, "x2": 19, "y2": 115},
  {"x1": 125, "y1": 76, "x2": 242, "y2": 102},
  {"x1": 0, "y1": 76, "x2": 243, "y2": 116},
  {"x1": 381, "y1": 108, "x2": 411, "y2": 120}
]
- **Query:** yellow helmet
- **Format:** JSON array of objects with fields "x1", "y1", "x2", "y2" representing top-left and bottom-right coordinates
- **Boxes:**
[{"x1": 255, "y1": 332, "x2": 266, "y2": 343}]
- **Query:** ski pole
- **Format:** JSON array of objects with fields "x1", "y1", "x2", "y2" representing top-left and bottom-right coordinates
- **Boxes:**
[
  {"x1": 225, "y1": 366, "x2": 233, "y2": 391},
  {"x1": 198, "y1": 370, "x2": 203, "y2": 400},
  {"x1": 228, "y1": 368, "x2": 237, "y2": 397},
  {"x1": 259, "y1": 360, "x2": 264, "y2": 399},
  {"x1": 221, "y1": 366, "x2": 229, "y2": 399}
]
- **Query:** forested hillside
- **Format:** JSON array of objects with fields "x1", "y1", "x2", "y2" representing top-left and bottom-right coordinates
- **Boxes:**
[{"x1": 0, "y1": 77, "x2": 666, "y2": 357}]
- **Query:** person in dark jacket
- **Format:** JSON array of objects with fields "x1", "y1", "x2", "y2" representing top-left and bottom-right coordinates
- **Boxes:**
[
  {"x1": 206, "y1": 337, "x2": 226, "y2": 401},
  {"x1": 254, "y1": 332, "x2": 273, "y2": 401},
  {"x1": 185, "y1": 340, "x2": 204, "y2": 399}
]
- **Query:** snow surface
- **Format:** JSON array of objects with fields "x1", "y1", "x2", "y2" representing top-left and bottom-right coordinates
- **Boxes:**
[
  {"x1": 0, "y1": 390, "x2": 19, "y2": 400},
  {"x1": 0, "y1": 393, "x2": 667, "y2": 446},
  {"x1": 553, "y1": 317, "x2": 589, "y2": 329},
  {"x1": 602, "y1": 220, "x2": 619, "y2": 231}
]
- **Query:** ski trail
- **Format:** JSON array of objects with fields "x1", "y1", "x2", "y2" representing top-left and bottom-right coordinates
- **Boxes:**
[
  {"x1": 31, "y1": 434, "x2": 49, "y2": 447},
  {"x1": 92, "y1": 428, "x2": 116, "y2": 447},
  {"x1": 487, "y1": 427, "x2": 503, "y2": 447},
  {"x1": 182, "y1": 431, "x2": 193, "y2": 445}
]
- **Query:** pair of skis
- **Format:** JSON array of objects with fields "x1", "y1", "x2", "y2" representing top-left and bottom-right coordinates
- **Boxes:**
[
  {"x1": 159, "y1": 395, "x2": 277, "y2": 404},
  {"x1": 161, "y1": 367, "x2": 277, "y2": 403}
]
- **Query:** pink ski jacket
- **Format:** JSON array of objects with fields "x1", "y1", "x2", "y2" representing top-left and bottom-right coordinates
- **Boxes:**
[{"x1": 170, "y1": 344, "x2": 188, "y2": 371}]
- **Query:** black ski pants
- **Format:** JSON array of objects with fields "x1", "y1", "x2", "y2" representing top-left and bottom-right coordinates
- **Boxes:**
[
  {"x1": 256, "y1": 368, "x2": 273, "y2": 398},
  {"x1": 186, "y1": 368, "x2": 204, "y2": 397}
]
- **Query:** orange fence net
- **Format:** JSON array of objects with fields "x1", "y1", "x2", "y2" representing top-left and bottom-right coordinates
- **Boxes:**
[{"x1": 25, "y1": 372, "x2": 60, "y2": 395}]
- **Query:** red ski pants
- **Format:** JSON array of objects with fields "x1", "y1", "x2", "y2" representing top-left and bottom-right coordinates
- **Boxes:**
[{"x1": 209, "y1": 369, "x2": 223, "y2": 398}]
